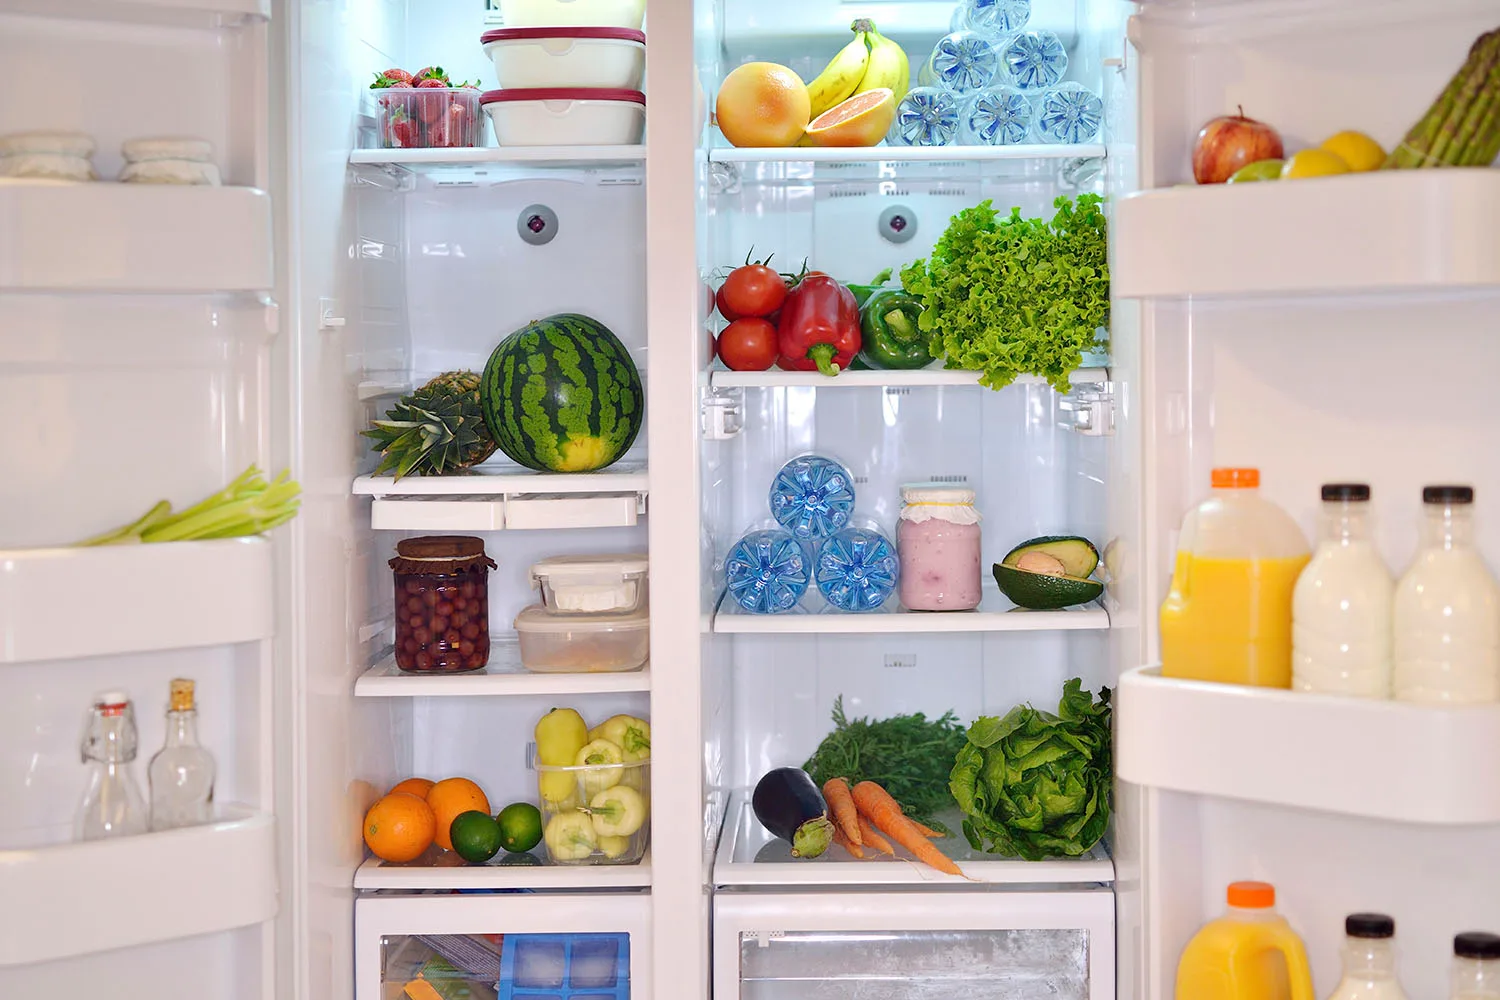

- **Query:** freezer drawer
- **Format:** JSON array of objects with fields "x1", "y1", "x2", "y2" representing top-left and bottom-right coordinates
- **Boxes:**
[
  {"x1": 355, "y1": 891, "x2": 650, "y2": 1000},
  {"x1": 714, "y1": 889, "x2": 1114, "y2": 1000}
]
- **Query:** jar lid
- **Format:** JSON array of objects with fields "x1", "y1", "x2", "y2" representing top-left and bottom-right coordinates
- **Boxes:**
[
  {"x1": 1424, "y1": 484, "x2": 1474, "y2": 505},
  {"x1": 901, "y1": 483, "x2": 976, "y2": 505},
  {"x1": 531, "y1": 553, "x2": 648, "y2": 580},
  {"x1": 1456, "y1": 932, "x2": 1500, "y2": 960},
  {"x1": 1345, "y1": 913, "x2": 1394, "y2": 939},
  {"x1": 514, "y1": 603, "x2": 649, "y2": 634},
  {"x1": 390, "y1": 536, "x2": 496, "y2": 574},
  {"x1": 1322, "y1": 483, "x2": 1370, "y2": 502},
  {"x1": 481, "y1": 26, "x2": 646, "y2": 44}
]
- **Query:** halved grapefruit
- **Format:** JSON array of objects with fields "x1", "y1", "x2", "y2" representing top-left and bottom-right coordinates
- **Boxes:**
[{"x1": 803, "y1": 88, "x2": 896, "y2": 148}]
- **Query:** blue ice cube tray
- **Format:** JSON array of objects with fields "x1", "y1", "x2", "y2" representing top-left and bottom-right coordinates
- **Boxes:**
[{"x1": 497, "y1": 933, "x2": 630, "y2": 1000}]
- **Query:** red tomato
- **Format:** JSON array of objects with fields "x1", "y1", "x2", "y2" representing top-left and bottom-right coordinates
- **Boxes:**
[
  {"x1": 703, "y1": 282, "x2": 716, "y2": 321},
  {"x1": 717, "y1": 318, "x2": 778, "y2": 371},
  {"x1": 720, "y1": 264, "x2": 787, "y2": 319},
  {"x1": 715, "y1": 284, "x2": 740, "y2": 322}
]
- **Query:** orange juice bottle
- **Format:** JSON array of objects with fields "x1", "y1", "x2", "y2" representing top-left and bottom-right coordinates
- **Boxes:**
[
  {"x1": 1176, "y1": 882, "x2": 1316, "y2": 1000},
  {"x1": 1160, "y1": 468, "x2": 1310, "y2": 686}
]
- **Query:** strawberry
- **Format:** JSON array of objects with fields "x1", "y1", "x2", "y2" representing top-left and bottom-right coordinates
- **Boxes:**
[
  {"x1": 376, "y1": 79, "x2": 413, "y2": 110},
  {"x1": 425, "y1": 113, "x2": 451, "y2": 148},
  {"x1": 440, "y1": 102, "x2": 470, "y2": 147},
  {"x1": 387, "y1": 109, "x2": 419, "y2": 148},
  {"x1": 412, "y1": 66, "x2": 450, "y2": 85},
  {"x1": 415, "y1": 78, "x2": 449, "y2": 124},
  {"x1": 370, "y1": 68, "x2": 413, "y2": 88}
]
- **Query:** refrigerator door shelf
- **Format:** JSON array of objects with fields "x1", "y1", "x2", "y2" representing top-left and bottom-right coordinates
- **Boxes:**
[
  {"x1": 0, "y1": 806, "x2": 276, "y2": 967},
  {"x1": 714, "y1": 789, "x2": 1113, "y2": 888},
  {"x1": 0, "y1": 0, "x2": 270, "y2": 26},
  {"x1": 0, "y1": 537, "x2": 274, "y2": 664},
  {"x1": 1114, "y1": 168, "x2": 1500, "y2": 299},
  {"x1": 0, "y1": 184, "x2": 274, "y2": 293},
  {"x1": 1117, "y1": 665, "x2": 1500, "y2": 824}
]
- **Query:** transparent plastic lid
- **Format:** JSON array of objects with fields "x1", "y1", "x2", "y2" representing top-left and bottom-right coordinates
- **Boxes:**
[
  {"x1": 530, "y1": 553, "x2": 647, "y2": 581},
  {"x1": 514, "y1": 603, "x2": 648, "y2": 634}
]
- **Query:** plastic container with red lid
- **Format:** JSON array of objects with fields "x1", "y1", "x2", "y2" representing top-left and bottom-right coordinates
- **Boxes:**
[
  {"x1": 480, "y1": 88, "x2": 645, "y2": 146},
  {"x1": 481, "y1": 26, "x2": 646, "y2": 91},
  {"x1": 498, "y1": 0, "x2": 645, "y2": 30}
]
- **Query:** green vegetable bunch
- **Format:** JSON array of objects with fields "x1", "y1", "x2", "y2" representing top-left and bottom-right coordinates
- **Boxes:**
[
  {"x1": 948, "y1": 679, "x2": 1111, "y2": 861},
  {"x1": 803, "y1": 696, "x2": 968, "y2": 823},
  {"x1": 900, "y1": 195, "x2": 1109, "y2": 392},
  {"x1": 76, "y1": 465, "x2": 301, "y2": 546}
]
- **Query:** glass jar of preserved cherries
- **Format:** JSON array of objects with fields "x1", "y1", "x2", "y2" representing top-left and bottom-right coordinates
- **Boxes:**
[
  {"x1": 390, "y1": 536, "x2": 496, "y2": 673},
  {"x1": 897, "y1": 484, "x2": 982, "y2": 611}
]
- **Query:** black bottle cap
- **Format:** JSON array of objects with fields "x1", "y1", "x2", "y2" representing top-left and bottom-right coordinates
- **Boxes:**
[
  {"x1": 1345, "y1": 913, "x2": 1394, "y2": 939},
  {"x1": 1455, "y1": 932, "x2": 1500, "y2": 959},
  {"x1": 1322, "y1": 484, "x2": 1371, "y2": 502},
  {"x1": 1424, "y1": 485, "x2": 1474, "y2": 505}
]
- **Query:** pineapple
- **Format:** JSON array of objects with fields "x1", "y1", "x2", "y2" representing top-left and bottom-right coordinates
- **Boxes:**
[{"x1": 363, "y1": 371, "x2": 497, "y2": 479}]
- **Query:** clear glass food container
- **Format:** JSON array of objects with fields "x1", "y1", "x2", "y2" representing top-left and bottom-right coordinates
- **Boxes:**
[
  {"x1": 513, "y1": 604, "x2": 648, "y2": 673},
  {"x1": 530, "y1": 553, "x2": 648, "y2": 616},
  {"x1": 535, "y1": 757, "x2": 649, "y2": 865},
  {"x1": 391, "y1": 536, "x2": 496, "y2": 674},
  {"x1": 897, "y1": 484, "x2": 983, "y2": 611}
]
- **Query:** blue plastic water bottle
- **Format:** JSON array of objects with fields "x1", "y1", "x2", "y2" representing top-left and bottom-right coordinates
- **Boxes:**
[
  {"x1": 961, "y1": 86, "x2": 1034, "y2": 145},
  {"x1": 917, "y1": 31, "x2": 1002, "y2": 95},
  {"x1": 769, "y1": 455, "x2": 856, "y2": 540},
  {"x1": 1000, "y1": 30, "x2": 1068, "y2": 90},
  {"x1": 725, "y1": 528, "x2": 811, "y2": 614},
  {"x1": 887, "y1": 87, "x2": 962, "y2": 147},
  {"x1": 1033, "y1": 82, "x2": 1103, "y2": 144},
  {"x1": 815, "y1": 527, "x2": 899, "y2": 612},
  {"x1": 962, "y1": 0, "x2": 1032, "y2": 33}
]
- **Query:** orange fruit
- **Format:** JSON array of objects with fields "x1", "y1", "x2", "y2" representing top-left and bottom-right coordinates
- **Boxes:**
[
  {"x1": 804, "y1": 88, "x2": 896, "y2": 148},
  {"x1": 389, "y1": 777, "x2": 435, "y2": 798},
  {"x1": 426, "y1": 777, "x2": 491, "y2": 852},
  {"x1": 363, "y1": 792, "x2": 436, "y2": 863},
  {"x1": 715, "y1": 62, "x2": 811, "y2": 148}
]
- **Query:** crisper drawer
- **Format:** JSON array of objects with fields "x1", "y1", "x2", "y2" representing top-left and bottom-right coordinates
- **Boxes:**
[
  {"x1": 356, "y1": 891, "x2": 651, "y2": 1000},
  {"x1": 714, "y1": 889, "x2": 1114, "y2": 1000}
]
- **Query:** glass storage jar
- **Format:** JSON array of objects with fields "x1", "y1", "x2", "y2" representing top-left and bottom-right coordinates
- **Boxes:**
[
  {"x1": 897, "y1": 484, "x2": 983, "y2": 611},
  {"x1": 390, "y1": 536, "x2": 497, "y2": 674}
]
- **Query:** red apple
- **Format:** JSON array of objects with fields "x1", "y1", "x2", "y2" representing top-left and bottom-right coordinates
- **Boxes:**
[{"x1": 1192, "y1": 106, "x2": 1284, "y2": 184}]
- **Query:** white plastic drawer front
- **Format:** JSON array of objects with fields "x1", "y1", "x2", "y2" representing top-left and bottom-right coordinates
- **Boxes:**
[{"x1": 714, "y1": 890, "x2": 1115, "y2": 1000}]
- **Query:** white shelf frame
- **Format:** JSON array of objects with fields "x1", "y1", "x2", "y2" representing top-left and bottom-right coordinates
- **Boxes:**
[
  {"x1": 714, "y1": 791, "x2": 1113, "y2": 887},
  {"x1": 708, "y1": 367, "x2": 1109, "y2": 390},
  {"x1": 354, "y1": 848, "x2": 651, "y2": 890},
  {"x1": 353, "y1": 467, "x2": 648, "y2": 499},
  {"x1": 350, "y1": 146, "x2": 647, "y2": 171},
  {"x1": 713, "y1": 588, "x2": 1108, "y2": 635},
  {"x1": 0, "y1": 0, "x2": 268, "y2": 25},
  {"x1": 355, "y1": 644, "x2": 650, "y2": 698},
  {"x1": 705, "y1": 143, "x2": 1106, "y2": 164}
]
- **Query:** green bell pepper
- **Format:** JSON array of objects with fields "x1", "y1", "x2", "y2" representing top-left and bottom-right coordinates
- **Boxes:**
[{"x1": 858, "y1": 289, "x2": 933, "y2": 370}]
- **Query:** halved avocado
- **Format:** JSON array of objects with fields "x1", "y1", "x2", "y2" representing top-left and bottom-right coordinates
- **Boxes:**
[
  {"x1": 994, "y1": 535, "x2": 1104, "y2": 610},
  {"x1": 999, "y1": 535, "x2": 1100, "y2": 578}
]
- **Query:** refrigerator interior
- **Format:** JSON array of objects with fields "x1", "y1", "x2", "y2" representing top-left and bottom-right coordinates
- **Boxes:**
[
  {"x1": 1121, "y1": 1, "x2": 1500, "y2": 999},
  {"x1": 0, "y1": 3, "x2": 275, "y2": 998}
]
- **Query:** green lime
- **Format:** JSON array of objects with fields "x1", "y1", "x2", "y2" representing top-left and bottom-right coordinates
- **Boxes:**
[
  {"x1": 497, "y1": 802, "x2": 544, "y2": 853},
  {"x1": 449, "y1": 810, "x2": 503, "y2": 863}
]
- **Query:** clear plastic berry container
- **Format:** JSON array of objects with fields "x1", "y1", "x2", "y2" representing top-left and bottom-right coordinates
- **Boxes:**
[
  {"x1": 375, "y1": 86, "x2": 482, "y2": 149},
  {"x1": 535, "y1": 757, "x2": 650, "y2": 865},
  {"x1": 390, "y1": 536, "x2": 495, "y2": 673}
]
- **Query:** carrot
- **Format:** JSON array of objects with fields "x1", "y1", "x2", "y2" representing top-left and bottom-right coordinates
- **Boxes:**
[
  {"x1": 856, "y1": 815, "x2": 895, "y2": 856},
  {"x1": 851, "y1": 780, "x2": 965, "y2": 879},
  {"x1": 832, "y1": 824, "x2": 865, "y2": 859},
  {"x1": 822, "y1": 777, "x2": 862, "y2": 846},
  {"x1": 907, "y1": 818, "x2": 946, "y2": 839}
]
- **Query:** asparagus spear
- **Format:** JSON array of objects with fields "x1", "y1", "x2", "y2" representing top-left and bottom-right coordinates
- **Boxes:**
[{"x1": 1386, "y1": 27, "x2": 1500, "y2": 169}]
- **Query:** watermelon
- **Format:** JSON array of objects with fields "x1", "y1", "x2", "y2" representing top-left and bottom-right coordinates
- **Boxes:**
[{"x1": 479, "y1": 314, "x2": 644, "y2": 473}]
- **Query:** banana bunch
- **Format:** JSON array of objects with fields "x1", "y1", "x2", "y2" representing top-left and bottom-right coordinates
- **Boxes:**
[{"x1": 806, "y1": 18, "x2": 911, "y2": 121}]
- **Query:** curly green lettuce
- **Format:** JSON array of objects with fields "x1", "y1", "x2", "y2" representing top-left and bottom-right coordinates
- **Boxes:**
[
  {"x1": 948, "y1": 679, "x2": 1111, "y2": 861},
  {"x1": 900, "y1": 195, "x2": 1109, "y2": 392}
]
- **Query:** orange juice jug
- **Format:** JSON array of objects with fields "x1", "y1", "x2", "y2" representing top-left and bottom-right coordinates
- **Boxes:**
[
  {"x1": 1176, "y1": 882, "x2": 1316, "y2": 1000},
  {"x1": 1160, "y1": 468, "x2": 1310, "y2": 686}
]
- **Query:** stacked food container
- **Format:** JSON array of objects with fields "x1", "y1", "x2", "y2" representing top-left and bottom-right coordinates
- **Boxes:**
[
  {"x1": 514, "y1": 554, "x2": 650, "y2": 673},
  {"x1": 480, "y1": 0, "x2": 647, "y2": 145}
]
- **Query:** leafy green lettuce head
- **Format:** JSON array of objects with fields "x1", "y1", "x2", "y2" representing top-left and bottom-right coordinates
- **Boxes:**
[{"x1": 948, "y1": 679, "x2": 1111, "y2": 861}]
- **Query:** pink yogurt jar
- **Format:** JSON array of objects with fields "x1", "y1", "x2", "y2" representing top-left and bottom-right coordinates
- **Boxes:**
[{"x1": 896, "y1": 484, "x2": 982, "y2": 611}]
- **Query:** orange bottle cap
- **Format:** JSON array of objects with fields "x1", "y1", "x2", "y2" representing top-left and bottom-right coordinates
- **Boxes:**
[
  {"x1": 1211, "y1": 468, "x2": 1260, "y2": 489},
  {"x1": 1227, "y1": 881, "x2": 1276, "y2": 908}
]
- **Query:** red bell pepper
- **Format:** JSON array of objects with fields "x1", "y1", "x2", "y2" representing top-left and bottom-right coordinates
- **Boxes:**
[{"x1": 776, "y1": 272, "x2": 861, "y2": 376}]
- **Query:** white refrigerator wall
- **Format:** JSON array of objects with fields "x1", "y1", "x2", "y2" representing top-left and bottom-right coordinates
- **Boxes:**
[{"x1": 1127, "y1": 3, "x2": 1500, "y2": 999}]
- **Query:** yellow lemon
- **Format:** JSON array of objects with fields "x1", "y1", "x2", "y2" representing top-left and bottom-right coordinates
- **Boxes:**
[
  {"x1": 1319, "y1": 130, "x2": 1385, "y2": 172},
  {"x1": 1281, "y1": 149, "x2": 1352, "y2": 179}
]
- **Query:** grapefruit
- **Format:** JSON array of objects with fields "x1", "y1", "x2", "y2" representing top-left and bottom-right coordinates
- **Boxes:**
[
  {"x1": 804, "y1": 88, "x2": 896, "y2": 148},
  {"x1": 716, "y1": 62, "x2": 811, "y2": 148}
]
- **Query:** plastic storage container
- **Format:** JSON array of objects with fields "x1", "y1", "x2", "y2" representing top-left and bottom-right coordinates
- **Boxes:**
[
  {"x1": 391, "y1": 536, "x2": 496, "y2": 674},
  {"x1": 534, "y1": 758, "x2": 649, "y2": 865},
  {"x1": 497, "y1": 934, "x2": 629, "y2": 1000},
  {"x1": 376, "y1": 86, "x2": 482, "y2": 149},
  {"x1": 513, "y1": 604, "x2": 648, "y2": 673},
  {"x1": 530, "y1": 553, "x2": 648, "y2": 615},
  {"x1": 482, "y1": 28, "x2": 646, "y2": 91},
  {"x1": 1159, "y1": 468, "x2": 1310, "y2": 687},
  {"x1": 481, "y1": 88, "x2": 645, "y2": 146},
  {"x1": 499, "y1": 0, "x2": 645, "y2": 29}
]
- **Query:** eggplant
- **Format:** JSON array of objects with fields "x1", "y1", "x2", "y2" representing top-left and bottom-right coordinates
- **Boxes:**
[{"x1": 752, "y1": 767, "x2": 835, "y2": 859}]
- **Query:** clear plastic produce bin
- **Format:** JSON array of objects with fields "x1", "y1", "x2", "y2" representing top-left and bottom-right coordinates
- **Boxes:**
[
  {"x1": 534, "y1": 757, "x2": 650, "y2": 865},
  {"x1": 376, "y1": 86, "x2": 482, "y2": 149}
]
